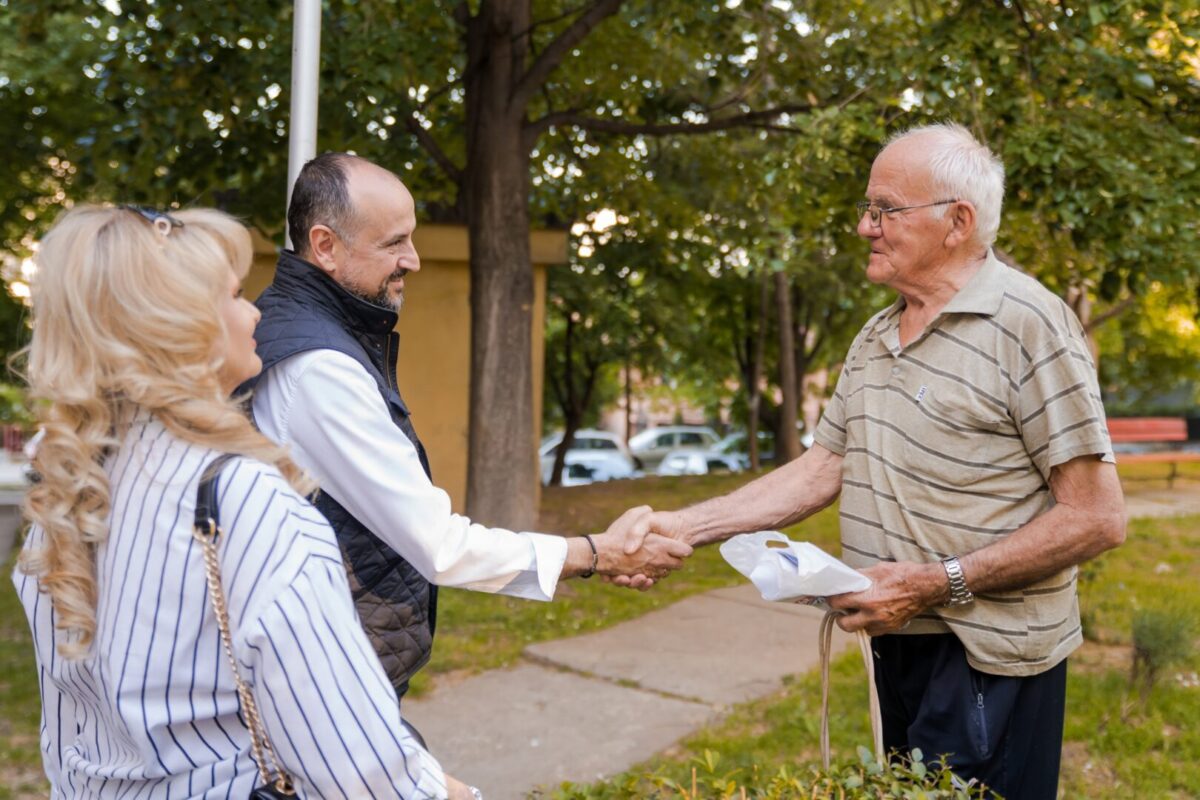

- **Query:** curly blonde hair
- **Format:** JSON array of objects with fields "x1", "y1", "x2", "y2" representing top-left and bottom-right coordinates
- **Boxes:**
[{"x1": 19, "y1": 205, "x2": 314, "y2": 659}]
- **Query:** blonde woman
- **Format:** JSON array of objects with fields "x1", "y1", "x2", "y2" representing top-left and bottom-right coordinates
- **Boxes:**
[{"x1": 13, "y1": 206, "x2": 475, "y2": 798}]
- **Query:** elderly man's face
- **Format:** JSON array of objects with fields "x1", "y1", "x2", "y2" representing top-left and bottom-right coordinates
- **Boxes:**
[
  {"x1": 857, "y1": 139, "x2": 953, "y2": 290},
  {"x1": 335, "y1": 163, "x2": 421, "y2": 312}
]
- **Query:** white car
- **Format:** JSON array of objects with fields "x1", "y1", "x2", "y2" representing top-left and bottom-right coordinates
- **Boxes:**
[
  {"x1": 539, "y1": 429, "x2": 638, "y2": 486},
  {"x1": 628, "y1": 425, "x2": 720, "y2": 470},
  {"x1": 656, "y1": 449, "x2": 744, "y2": 477}
]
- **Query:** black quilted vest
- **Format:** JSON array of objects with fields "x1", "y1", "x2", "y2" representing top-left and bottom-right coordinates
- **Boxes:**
[{"x1": 246, "y1": 249, "x2": 437, "y2": 699}]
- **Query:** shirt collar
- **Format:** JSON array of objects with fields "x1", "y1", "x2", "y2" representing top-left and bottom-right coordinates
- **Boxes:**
[{"x1": 940, "y1": 249, "x2": 1009, "y2": 317}]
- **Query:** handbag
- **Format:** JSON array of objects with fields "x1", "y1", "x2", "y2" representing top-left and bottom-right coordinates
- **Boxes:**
[{"x1": 193, "y1": 453, "x2": 297, "y2": 799}]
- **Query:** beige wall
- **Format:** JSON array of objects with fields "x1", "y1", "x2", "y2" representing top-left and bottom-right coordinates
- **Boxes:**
[{"x1": 246, "y1": 225, "x2": 566, "y2": 512}]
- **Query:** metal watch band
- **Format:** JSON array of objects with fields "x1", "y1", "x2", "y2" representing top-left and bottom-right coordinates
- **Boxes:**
[
  {"x1": 941, "y1": 556, "x2": 974, "y2": 606},
  {"x1": 469, "y1": 787, "x2": 484, "y2": 800}
]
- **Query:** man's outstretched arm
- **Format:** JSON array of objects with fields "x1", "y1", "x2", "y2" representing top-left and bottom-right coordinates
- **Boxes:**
[{"x1": 621, "y1": 443, "x2": 845, "y2": 554}]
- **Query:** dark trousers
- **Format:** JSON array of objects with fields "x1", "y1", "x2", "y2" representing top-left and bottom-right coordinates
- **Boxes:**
[{"x1": 871, "y1": 633, "x2": 1067, "y2": 800}]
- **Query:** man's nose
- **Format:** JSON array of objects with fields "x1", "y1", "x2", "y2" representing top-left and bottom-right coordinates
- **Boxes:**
[
  {"x1": 856, "y1": 212, "x2": 878, "y2": 239},
  {"x1": 404, "y1": 245, "x2": 421, "y2": 273}
]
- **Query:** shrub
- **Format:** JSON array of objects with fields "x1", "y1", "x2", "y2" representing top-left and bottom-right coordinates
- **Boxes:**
[
  {"x1": 1131, "y1": 607, "x2": 1196, "y2": 701},
  {"x1": 551, "y1": 747, "x2": 994, "y2": 799}
]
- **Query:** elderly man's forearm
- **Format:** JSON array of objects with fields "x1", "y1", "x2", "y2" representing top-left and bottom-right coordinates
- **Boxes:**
[
  {"x1": 959, "y1": 503, "x2": 1125, "y2": 595},
  {"x1": 677, "y1": 445, "x2": 843, "y2": 547}
]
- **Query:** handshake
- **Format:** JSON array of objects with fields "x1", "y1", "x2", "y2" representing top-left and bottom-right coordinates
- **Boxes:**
[{"x1": 569, "y1": 506, "x2": 693, "y2": 590}]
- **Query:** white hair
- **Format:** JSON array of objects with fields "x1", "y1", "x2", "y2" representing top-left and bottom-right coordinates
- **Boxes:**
[{"x1": 885, "y1": 122, "x2": 1006, "y2": 248}]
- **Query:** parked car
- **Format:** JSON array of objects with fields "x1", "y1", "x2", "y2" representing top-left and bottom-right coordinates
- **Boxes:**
[
  {"x1": 539, "y1": 429, "x2": 638, "y2": 486},
  {"x1": 715, "y1": 427, "x2": 815, "y2": 468},
  {"x1": 628, "y1": 425, "x2": 721, "y2": 470},
  {"x1": 715, "y1": 430, "x2": 775, "y2": 469},
  {"x1": 656, "y1": 449, "x2": 743, "y2": 476}
]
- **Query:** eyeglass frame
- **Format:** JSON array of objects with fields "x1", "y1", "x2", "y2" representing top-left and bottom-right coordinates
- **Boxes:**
[
  {"x1": 120, "y1": 204, "x2": 184, "y2": 237},
  {"x1": 855, "y1": 198, "x2": 958, "y2": 228}
]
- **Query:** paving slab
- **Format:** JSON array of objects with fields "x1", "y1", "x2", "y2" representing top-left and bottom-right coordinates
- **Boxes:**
[
  {"x1": 401, "y1": 663, "x2": 714, "y2": 800},
  {"x1": 525, "y1": 583, "x2": 854, "y2": 707},
  {"x1": 1124, "y1": 487, "x2": 1200, "y2": 519}
]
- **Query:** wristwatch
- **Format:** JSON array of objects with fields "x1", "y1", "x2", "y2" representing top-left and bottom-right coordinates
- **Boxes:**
[
  {"x1": 940, "y1": 556, "x2": 974, "y2": 607},
  {"x1": 468, "y1": 787, "x2": 483, "y2": 800}
]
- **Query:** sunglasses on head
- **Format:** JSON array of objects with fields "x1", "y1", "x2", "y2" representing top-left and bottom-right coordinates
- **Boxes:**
[{"x1": 120, "y1": 205, "x2": 184, "y2": 237}]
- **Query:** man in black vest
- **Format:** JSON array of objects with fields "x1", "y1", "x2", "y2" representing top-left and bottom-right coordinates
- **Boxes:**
[{"x1": 248, "y1": 153, "x2": 689, "y2": 704}]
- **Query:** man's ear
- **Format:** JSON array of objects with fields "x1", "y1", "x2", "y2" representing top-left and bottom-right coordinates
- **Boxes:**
[
  {"x1": 944, "y1": 200, "x2": 978, "y2": 250},
  {"x1": 307, "y1": 225, "x2": 340, "y2": 276}
]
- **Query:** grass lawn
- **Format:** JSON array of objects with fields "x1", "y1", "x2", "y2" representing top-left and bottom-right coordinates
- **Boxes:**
[
  {"x1": 554, "y1": 512, "x2": 1200, "y2": 798},
  {"x1": 0, "y1": 555, "x2": 45, "y2": 799},
  {"x1": 1113, "y1": 459, "x2": 1200, "y2": 486}
]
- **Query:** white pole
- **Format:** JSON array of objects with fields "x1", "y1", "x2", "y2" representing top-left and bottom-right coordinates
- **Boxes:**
[{"x1": 284, "y1": 0, "x2": 322, "y2": 249}]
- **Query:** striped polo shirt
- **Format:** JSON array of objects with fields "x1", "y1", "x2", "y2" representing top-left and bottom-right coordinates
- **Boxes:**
[{"x1": 814, "y1": 250, "x2": 1113, "y2": 677}]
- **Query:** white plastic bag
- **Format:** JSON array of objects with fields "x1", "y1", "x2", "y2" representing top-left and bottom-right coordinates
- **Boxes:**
[{"x1": 719, "y1": 531, "x2": 870, "y2": 602}]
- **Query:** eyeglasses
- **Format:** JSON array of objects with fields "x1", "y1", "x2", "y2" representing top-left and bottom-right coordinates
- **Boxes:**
[
  {"x1": 120, "y1": 205, "x2": 184, "y2": 237},
  {"x1": 855, "y1": 199, "x2": 958, "y2": 227}
]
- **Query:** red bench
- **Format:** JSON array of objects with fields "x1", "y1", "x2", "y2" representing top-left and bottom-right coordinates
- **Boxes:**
[{"x1": 1108, "y1": 417, "x2": 1200, "y2": 488}]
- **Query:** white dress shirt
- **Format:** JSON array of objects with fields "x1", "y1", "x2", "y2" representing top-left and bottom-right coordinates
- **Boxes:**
[
  {"x1": 252, "y1": 349, "x2": 568, "y2": 600},
  {"x1": 15, "y1": 414, "x2": 446, "y2": 798}
]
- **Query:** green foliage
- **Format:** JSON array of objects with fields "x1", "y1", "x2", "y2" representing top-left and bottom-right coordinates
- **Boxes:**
[
  {"x1": 1132, "y1": 607, "x2": 1196, "y2": 699},
  {"x1": 0, "y1": 383, "x2": 35, "y2": 428},
  {"x1": 7, "y1": 0, "x2": 1200, "y2": 439},
  {"x1": 552, "y1": 747, "x2": 989, "y2": 799},
  {"x1": 1097, "y1": 282, "x2": 1200, "y2": 415}
]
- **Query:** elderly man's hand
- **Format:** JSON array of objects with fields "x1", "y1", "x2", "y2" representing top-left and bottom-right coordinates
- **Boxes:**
[
  {"x1": 591, "y1": 529, "x2": 693, "y2": 585},
  {"x1": 595, "y1": 508, "x2": 692, "y2": 590},
  {"x1": 826, "y1": 561, "x2": 947, "y2": 635},
  {"x1": 620, "y1": 509, "x2": 690, "y2": 554}
]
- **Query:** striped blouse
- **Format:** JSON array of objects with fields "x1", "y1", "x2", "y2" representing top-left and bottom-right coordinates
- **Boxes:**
[{"x1": 14, "y1": 413, "x2": 447, "y2": 798}]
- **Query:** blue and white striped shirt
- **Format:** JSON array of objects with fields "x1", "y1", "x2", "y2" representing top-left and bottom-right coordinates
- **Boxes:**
[{"x1": 15, "y1": 413, "x2": 447, "y2": 798}]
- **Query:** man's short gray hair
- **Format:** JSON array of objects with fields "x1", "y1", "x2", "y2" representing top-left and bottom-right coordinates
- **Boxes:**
[{"x1": 886, "y1": 123, "x2": 1005, "y2": 248}]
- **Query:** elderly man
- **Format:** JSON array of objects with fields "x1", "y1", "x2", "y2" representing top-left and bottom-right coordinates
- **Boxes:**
[
  {"x1": 247, "y1": 153, "x2": 689, "y2": 707},
  {"x1": 624, "y1": 123, "x2": 1125, "y2": 798}
]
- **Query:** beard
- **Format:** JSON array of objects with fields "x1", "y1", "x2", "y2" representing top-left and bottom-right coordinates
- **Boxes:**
[{"x1": 351, "y1": 269, "x2": 407, "y2": 312}]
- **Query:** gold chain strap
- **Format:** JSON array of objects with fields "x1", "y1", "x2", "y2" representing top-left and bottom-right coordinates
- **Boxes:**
[{"x1": 194, "y1": 519, "x2": 296, "y2": 796}]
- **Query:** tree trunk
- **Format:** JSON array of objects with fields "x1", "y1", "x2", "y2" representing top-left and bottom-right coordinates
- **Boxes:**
[
  {"x1": 1065, "y1": 282, "x2": 1101, "y2": 367},
  {"x1": 463, "y1": 1, "x2": 538, "y2": 528},
  {"x1": 748, "y1": 271, "x2": 769, "y2": 470},
  {"x1": 550, "y1": 417, "x2": 581, "y2": 486},
  {"x1": 623, "y1": 350, "x2": 633, "y2": 446},
  {"x1": 774, "y1": 269, "x2": 802, "y2": 463},
  {"x1": 548, "y1": 312, "x2": 577, "y2": 487}
]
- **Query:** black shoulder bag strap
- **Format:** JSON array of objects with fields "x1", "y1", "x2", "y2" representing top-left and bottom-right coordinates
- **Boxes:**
[{"x1": 194, "y1": 453, "x2": 239, "y2": 534}]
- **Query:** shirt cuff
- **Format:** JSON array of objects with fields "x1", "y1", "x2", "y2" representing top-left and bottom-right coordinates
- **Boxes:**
[{"x1": 526, "y1": 532, "x2": 569, "y2": 600}]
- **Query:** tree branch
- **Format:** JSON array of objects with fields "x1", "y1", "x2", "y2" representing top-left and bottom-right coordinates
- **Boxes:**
[
  {"x1": 513, "y1": 2, "x2": 592, "y2": 41},
  {"x1": 398, "y1": 111, "x2": 464, "y2": 184},
  {"x1": 511, "y1": 0, "x2": 625, "y2": 111},
  {"x1": 1085, "y1": 296, "x2": 1137, "y2": 332},
  {"x1": 417, "y1": 75, "x2": 464, "y2": 112},
  {"x1": 526, "y1": 103, "x2": 816, "y2": 138}
]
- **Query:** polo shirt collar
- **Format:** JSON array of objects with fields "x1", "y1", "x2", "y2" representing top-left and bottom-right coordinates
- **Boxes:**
[
  {"x1": 868, "y1": 249, "x2": 1008, "y2": 353},
  {"x1": 940, "y1": 249, "x2": 1008, "y2": 317}
]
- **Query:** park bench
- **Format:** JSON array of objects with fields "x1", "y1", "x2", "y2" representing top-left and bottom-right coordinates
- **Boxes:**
[{"x1": 1107, "y1": 417, "x2": 1200, "y2": 488}]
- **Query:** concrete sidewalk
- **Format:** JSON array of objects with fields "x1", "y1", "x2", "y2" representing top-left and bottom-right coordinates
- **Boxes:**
[{"x1": 403, "y1": 584, "x2": 853, "y2": 799}]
